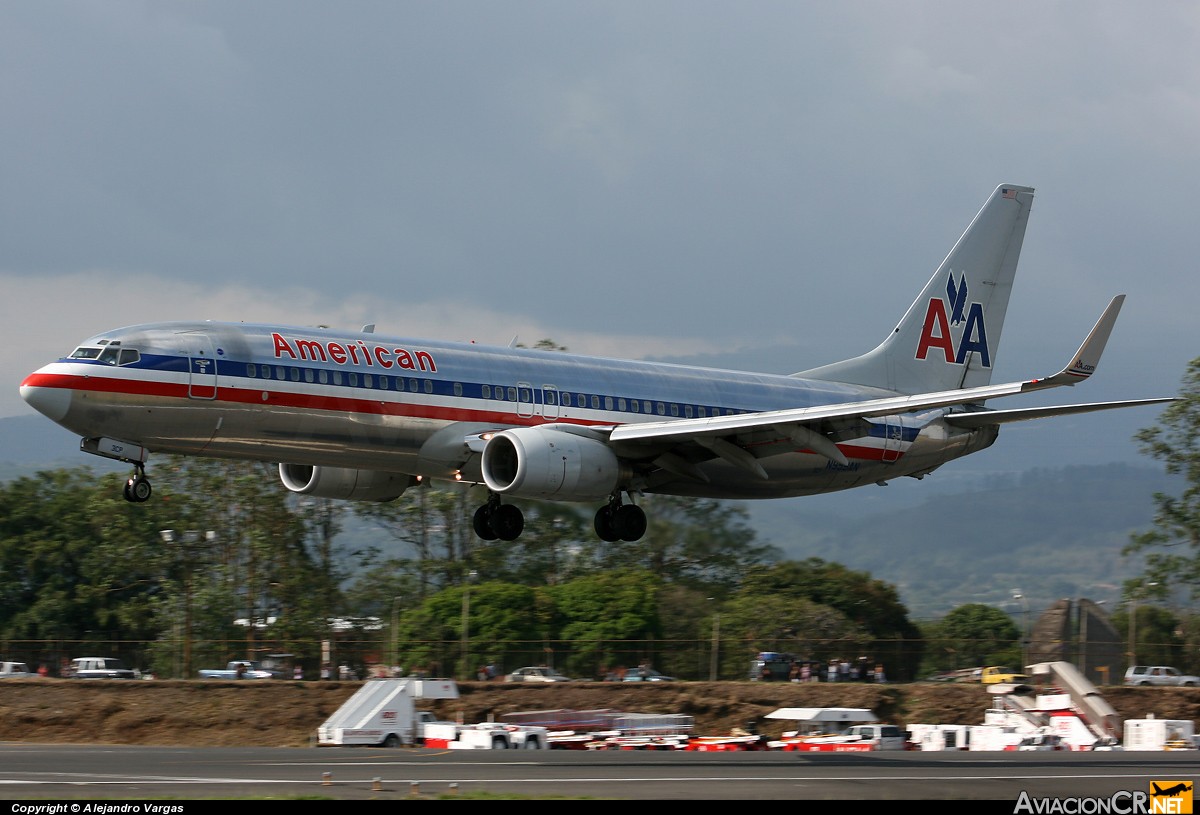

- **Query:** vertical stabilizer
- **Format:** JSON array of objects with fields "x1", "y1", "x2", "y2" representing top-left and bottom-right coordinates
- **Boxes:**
[{"x1": 794, "y1": 184, "x2": 1035, "y2": 394}]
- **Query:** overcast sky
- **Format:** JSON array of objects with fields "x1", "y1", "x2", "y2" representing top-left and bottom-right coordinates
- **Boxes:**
[{"x1": 3, "y1": 2, "x2": 1195, "y2": 474}]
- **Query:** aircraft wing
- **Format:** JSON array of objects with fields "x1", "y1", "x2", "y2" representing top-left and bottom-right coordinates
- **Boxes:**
[
  {"x1": 944, "y1": 398, "x2": 1174, "y2": 428},
  {"x1": 605, "y1": 295, "x2": 1172, "y2": 461}
]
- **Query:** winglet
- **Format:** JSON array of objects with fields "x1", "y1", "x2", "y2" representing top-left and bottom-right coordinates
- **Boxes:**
[{"x1": 1025, "y1": 295, "x2": 1124, "y2": 391}]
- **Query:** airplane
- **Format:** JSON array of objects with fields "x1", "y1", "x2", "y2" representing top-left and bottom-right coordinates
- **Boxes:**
[
  {"x1": 19, "y1": 183, "x2": 1174, "y2": 543},
  {"x1": 1152, "y1": 783, "x2": 1193, "y2": 797}
]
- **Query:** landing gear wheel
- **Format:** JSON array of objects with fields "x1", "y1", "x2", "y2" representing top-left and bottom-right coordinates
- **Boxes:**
[
  {"x1": 473, "y1": 505, "x2": 499, "y2": 540},
  {"x1": 613, "y1": 504, "x2": 647, "y2": 542},
  {"x1": 124, "y1": 468, "x2": 152, "y2": 503},
  {"x1": 594, "y1": 506, "x2": 620, "y2": 542},
  {"x1": 491, "y1": 504, "x2": 524, "y2": 541}
]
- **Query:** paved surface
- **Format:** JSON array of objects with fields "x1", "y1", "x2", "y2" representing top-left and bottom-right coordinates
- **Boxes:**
[{"x1": 1, "y1": 743, "x2": 1196, "y2": 801}]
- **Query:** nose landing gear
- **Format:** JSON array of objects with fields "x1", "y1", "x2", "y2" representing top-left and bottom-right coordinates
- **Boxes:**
[{"x1": 123, "y1": 464, "x2": 152, "y2": 503}]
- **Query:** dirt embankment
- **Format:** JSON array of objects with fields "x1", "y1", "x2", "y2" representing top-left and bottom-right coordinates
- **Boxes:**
[{"x1": 1, "y1": 679, "x2": 1196, "y2": 748}]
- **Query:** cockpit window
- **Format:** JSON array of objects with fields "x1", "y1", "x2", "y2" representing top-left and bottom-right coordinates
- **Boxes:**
[{"x1": 69, "y1": 343, "x2": 140, "y2": 366}]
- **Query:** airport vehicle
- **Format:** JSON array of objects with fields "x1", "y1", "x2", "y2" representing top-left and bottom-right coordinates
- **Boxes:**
[
  {"x1": 317, "y1": 677, "x2": 459, "y2": 747},
  {"x1": 20, "y1": 184, "x2": 1172, "y2": 542},
  {"x1": 1123, "y1": 666, "x2": 1200, "y2": 687},
  {"x1": 422, "y1": 721, "x2": 550, "y2": 750}
]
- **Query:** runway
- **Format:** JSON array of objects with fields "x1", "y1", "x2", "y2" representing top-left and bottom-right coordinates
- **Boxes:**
[{"x1": 1, "y1": 743, "x2": 1196, "y2": 801}]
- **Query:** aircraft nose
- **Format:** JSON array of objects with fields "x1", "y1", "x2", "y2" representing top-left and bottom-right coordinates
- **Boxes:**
[{"x1": 19, "y1": 375, "x2": 71, "y2": 422}]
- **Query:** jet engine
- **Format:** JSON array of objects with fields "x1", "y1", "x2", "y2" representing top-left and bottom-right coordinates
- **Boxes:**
[
  {"x1": 481, "y1": 426, "x2": 625, "y2": 501},
  {"x1": 278, "y1": 464, "x2": 416, "y2": 502}
]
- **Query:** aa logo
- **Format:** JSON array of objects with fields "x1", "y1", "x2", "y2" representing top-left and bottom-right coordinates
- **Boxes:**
[{"x1": 1150, "y1": 781, "x2": 1193, "y2": 814}]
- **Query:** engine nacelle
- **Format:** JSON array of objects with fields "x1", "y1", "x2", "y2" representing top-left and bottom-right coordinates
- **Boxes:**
[
  {"x1": 278, "y1": 464, "x2": 415, "y2": 502},
  {"x1": 481, "y1": 426, "x2": 624, "y2": 501}
]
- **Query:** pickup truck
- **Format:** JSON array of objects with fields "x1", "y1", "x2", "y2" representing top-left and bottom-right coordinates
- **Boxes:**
[{"x1": 198, "y1": 660, "x2": 277, "y2": 680}]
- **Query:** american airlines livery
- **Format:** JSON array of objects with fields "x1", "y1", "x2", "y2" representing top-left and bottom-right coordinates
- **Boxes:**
[{"x1": 20, "y1": 184, "x2": 1173, "y2": 543}]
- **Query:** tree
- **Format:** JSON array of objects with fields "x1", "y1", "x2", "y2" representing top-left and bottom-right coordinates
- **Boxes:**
[
  {"x1": 926, "y1": 603, "x2": 1021, "y2": 671},
  {"x1": 1125, "y1": 358, "x2": 1200, "y2": 595},
  {"x1": 725, "y1": 558, "x2": 922, "y2": 680}
]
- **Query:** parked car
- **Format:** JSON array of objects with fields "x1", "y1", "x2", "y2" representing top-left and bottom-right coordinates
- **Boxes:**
[
  {"x1": 505, "y1": 666, "x2": 574, "y2": 683},
  {"x1": 69, "y1": 657, "x2": 137, "y2": 679},
  {"x1": 1123, "y1": 666, "x2": 1200, "y2": 687},
  {"x1": 198, "y1": 660, "x2": 279, "y2": 680},
  {"x1": 0, "y1": 661, "x2": 34, "y2": 678},
  {"x1": 622, "y1": 666, "x2": 675, "y2": 682}
]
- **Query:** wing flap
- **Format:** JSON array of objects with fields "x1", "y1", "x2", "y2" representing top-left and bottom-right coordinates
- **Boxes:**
[{"x1": 945, "y1": 398, "x2": 1175, "y2": 428}]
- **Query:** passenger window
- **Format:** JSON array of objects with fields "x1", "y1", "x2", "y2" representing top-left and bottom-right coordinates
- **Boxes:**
[
  {"x1": 333, "y1": 371, "x2": 343, "y2": 385},
  {"x1": 684, "y1": 405, "x2": 693, "y2": 418},
  {"x1": 671, "y1": 404, "x2": 679, "y2": 417},
  {"x1": 348, "y1": 372, "x2": 358, "y2": 387},
  {"x1": 604, "y1": 396, "x2": 613, "y2": 410},
  {"x1": 290, "y1": 367, "x2": 301, "y2": 382},
  {"x1": 275, "y1": 366, "x2": 286, "y2": 380},
  {"x1": 319, "y1": 370, "x2": 328, "y2": 384},
  {"x1": 424, "y1": 380, "x2": 432, "y2": 394},
  {"x1": 631, "y1": 400, "x2": 640, "y2": 413},
  {"x1": 656, "y1": 402, "x2": 666, "y2": 416},
  {"x1": 364, "y1": 374, "x2": 373, "y2": 388},
  {"x1": 304, "y1": 369, "x2": 314, "y2": 383},
  {"x1": 482, "y1": 384, "x2": 491, "y2": 399},
  {"x1": 507, "y1": 386, "x2": 516, "y2": 401},
  {"x1": 247, "y1": 363, "x2": 257, "y2": 378},
  {"x1": 409, "y1": 379, "x2": 419, "y2": 393},
  {"x1": 453, "y1": 382, "x2": 463, "y2": 397},
  {"x1": 617, "y1": 398, "x2": 626, "y2": 411}
]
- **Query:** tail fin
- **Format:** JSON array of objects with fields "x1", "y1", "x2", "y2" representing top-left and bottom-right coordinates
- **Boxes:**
[{"x1": 795, "y1": 183, "x2": 1035, "y2": 394}]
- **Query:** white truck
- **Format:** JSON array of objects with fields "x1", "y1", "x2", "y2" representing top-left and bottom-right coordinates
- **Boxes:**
[
  {"x1": 318, "y1": 677, "x2": 460, "y2": 747},
  {"x1": 423, "y1": 721, "x2": 550, "y2": 750},
  {"x1": 1122, "y1": 717, "x2": 1196, "y2": 750}
]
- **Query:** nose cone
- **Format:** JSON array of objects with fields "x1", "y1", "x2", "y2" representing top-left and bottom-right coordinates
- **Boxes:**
[{"x1": 20, "y1": 373, "x2": 72, "y2": 422}]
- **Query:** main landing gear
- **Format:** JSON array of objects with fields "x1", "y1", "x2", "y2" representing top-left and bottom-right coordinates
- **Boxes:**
[
  {"x1": 471, "y1": 493, "x2": 648, "y2": 542},
  {"x1": 123, "y1": 464, "x2": 152, "y2": 503},
  {"x1": 593, "y1": 496, "x2": 646, "y2": 543},
  {"x1": 473, "y1": 495, "x2": 524, "y2": 542}
]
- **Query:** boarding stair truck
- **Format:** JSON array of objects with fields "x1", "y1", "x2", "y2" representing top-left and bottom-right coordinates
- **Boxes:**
[
  {"x1": 1026, "y1": 661, "x2": 1121, "y2": 749},
  {"x1": 317, "y1": 677, "x2": 459, "y2": 747}
]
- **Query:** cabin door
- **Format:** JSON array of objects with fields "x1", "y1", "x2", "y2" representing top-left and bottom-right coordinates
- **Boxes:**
[{"x1": 183, "y1": 332, "x2": 218, "y2": 400}]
